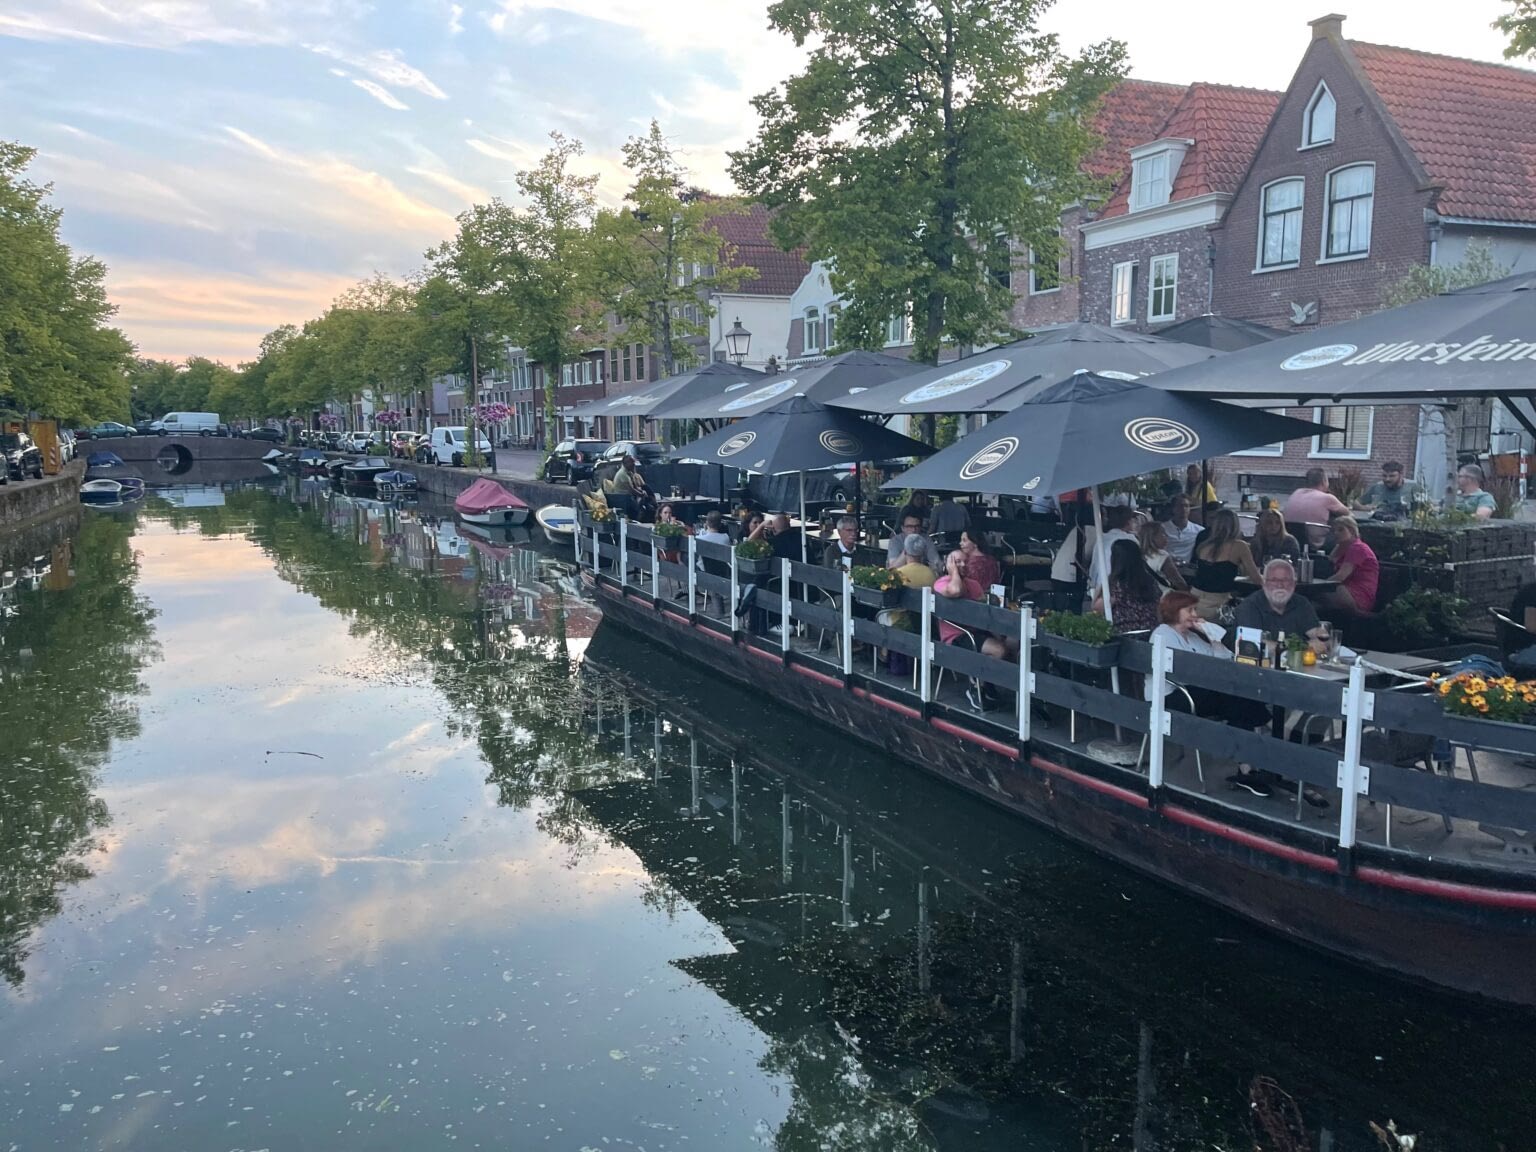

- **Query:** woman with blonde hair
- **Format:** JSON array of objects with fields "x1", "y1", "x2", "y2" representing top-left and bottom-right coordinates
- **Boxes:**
[
  {"x1": 1252, "y1": 508, "x2": 1300, "y2": 566},
  {"x1": 1188, "y1": 507, "x2": 1260, "y2": 620},
  {"x1": 1328, "y1": 515, "x2": 1379, "y2": 615},
  {"x1": 1138, "y1": 519, "x2": 1187, "y2": 590}
]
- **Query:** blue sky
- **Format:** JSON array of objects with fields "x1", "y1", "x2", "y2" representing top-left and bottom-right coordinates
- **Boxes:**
[{"x1": 0, "y1": 0, "x2": 1517, "y2": 363}]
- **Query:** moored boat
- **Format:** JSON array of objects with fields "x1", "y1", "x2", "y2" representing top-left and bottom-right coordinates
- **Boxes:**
[
  {"x1": 535, "y1": 503, "x2": 577, "y2": 539},
  {"x1": 341, "y1": 456, "x2": 392, "y2": 485},
  {"x1": 80, "y1": 477, "x2": 145, "y2": 506},
  {"x1": 294, "y1": 449, "x2": 329, "y2": 473},
  {"x1": 455, "y1": 478, "x2": 529, "y2": 526},
  {"x1": 374, "y1": 469, "x2": 418, "y2": 497}
]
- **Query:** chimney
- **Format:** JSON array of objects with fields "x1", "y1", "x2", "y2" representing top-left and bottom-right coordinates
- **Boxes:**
[{"x1": 1309, "y1": 13, "x2": 1346, "y2": 40}]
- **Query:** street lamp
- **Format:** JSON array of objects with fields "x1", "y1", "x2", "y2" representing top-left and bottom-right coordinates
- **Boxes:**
[{"x1": 724, "y1": 317, "x2": 751, "y2": 366}]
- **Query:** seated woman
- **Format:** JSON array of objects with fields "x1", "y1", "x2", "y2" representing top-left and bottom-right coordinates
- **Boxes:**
[
  {"x1": 1189, "y1": 508, "x2": 1261, "y2": 621},
  {"x1": 936, "y1": 549, "x2": 1015, "y2": 711},
  {"x1": 1092, "y1": 538, "x2": 1163, "y2": 634},
  {"x1": 1137, "y1": 520, "x2": 1187, "y2": 591},
  {"x1": 1252, "y1": 508, "x2": 1300, "y2": 567},
  {"x1": 957, "y1": 528, "x2": 1002, "y2": 593},
  {"x1": 1327, "y1": 515, "x2": 1379, "y2": 616},
  {"x1": 1150, "y1": 591, "x2": 1275, "y2": 796}
]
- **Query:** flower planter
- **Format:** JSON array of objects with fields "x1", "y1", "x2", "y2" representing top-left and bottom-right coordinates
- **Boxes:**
[
  {"x1": 1040, "y1": 632, "x2": 1121, "y2": 668},
  {"x1": 853, "y1": 585, "x2": 903, "y2": 609},
  {"x1": 734, "y1": 555, "x2": 772, "y2": 578}
]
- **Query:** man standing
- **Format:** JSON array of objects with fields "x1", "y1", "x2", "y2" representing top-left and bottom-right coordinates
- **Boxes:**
[
  {"x1": 1159, "y1": 495, "x2": 1201, "y2": 565},
  {"x1": 822, "y1": 515, "x2": 860, "y2": 570},
  {"x1": 1454, "y1": 464, "x2": 1497, "y2": 520},
  {"x1": 1355, "y1": 461, "x2": 1422, "y2": 519},
  {"x1": 1283, "y1": 467, "x2": 1348, "y2": 547},
  {"x1": 926, "y1": 493, "x2": 970, "y2": 538}
]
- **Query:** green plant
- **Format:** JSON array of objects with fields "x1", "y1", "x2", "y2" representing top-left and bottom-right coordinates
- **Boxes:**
[
  {"x1": 1379, "y1": 586, "x2": 1468, "y2": 647},
  {"x1": 1489, "y1": 474, "x2": 1521, "y2": 519},
  {"x1": 1039, "y1": 610, "x2": 1116, "y2": 645},
  {"x1": 735, "y1": 537, "x2": 772, "y2": 560},
  {"x1": 1329, "y1": 465, "x2": 1366, "y2": 507},
  {"x1": 652, "y1": 520, "x2": 687, "y2": 539},
  {"x1": 850, "y1": 564, "x2": 901, "y2": 591},
  {"x1": 1435, "y1": 670, "x2": 1536, "y2": 722}
]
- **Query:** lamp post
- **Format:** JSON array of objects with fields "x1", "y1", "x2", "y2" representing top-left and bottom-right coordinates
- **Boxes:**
[{"x1": 724, "y1": 318, "x2": 751, "y2": 367}]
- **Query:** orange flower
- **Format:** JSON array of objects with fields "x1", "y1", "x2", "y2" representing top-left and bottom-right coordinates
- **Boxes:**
[{"x1": 1477, "y1": 701, "x2": 1490, "y2": 713}]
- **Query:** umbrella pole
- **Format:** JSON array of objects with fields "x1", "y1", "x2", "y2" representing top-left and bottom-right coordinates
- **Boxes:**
[
  {"x1": 800, "y1": 470, "x2": 808, "y2": 564},
  {"x1": 1091, "y1": 486, "x2": 1124, "y2": 742}
]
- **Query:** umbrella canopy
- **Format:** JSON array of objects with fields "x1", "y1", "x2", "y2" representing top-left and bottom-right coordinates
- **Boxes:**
[
  {"x1": 828, "y1": 323, "x2": 1222, "y2": 415},
  {"x1": 1155, "y1": 313, "x2": 1285, "y2": 352},
  {"x1": 649, "y1": 350, "x2": 926, "y2": 421},
  {"x1": 676, "y1": 394, "x2": 933, "y2": 475},
  {"x1": 883, "y1": 373, "x2": 1325, "y2": 496},
  {"x1": 1146, "y1": 273, "x2": 1536, "y2": 402},
  {"x1": 565, "y1": 361, "x2": 761, "y2": 419}
]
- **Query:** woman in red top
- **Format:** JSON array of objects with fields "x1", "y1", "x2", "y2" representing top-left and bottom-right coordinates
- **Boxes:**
[
  {"x1": 1328, "y1": 515, "x2": 1379, "y2": 615},
  {"x1": 957, "y1": 529, "x2": 1001, "y2": 592}
]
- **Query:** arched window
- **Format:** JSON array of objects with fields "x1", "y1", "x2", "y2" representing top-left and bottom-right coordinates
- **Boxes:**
[{"x1": 1304, "y1": 82, "x2": 1336, "y2": 147}]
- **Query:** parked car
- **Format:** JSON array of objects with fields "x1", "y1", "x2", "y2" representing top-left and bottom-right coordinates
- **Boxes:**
[
  {"x1": 320, "y1": 431, "x2": 344, "y2": 450},
  {"x1": 594, "y1": 440, "x2": 669, "y2": 487},
  {"x1": 58, "y1": 428, "x2": 77, "y2": 463},
  {"x1": 81, "y1": 421, "x2": 135, "y2": 439},
  {"x1": 133, "y1": 419, "x2": 155, "y2": 435},
  {"x1": 242, "y1": 426, "x2": 285, "y2": 443},
  {"x1": 389, "y1": 432, "x2": 419, "y2": 459},
  {"x1": 543, "y1": 438, "x2": 611, "y2": 484},
  {"x1": 424, "y1": 426, "x2": 495, "y2": 468},
  {"x1": 337, "y1": 432, "x2": 372, "y2": 453},
  {"x1": 1, "y1": 432, "x2": 45, "y2": 480}
]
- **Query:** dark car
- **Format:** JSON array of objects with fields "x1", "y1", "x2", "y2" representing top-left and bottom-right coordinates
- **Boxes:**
[
  {"x1": 593, "y1": 440, "x2": 669, "y2": 487},
  {"x1": 82, "y1": 421, "x2": 135, "y2": 439},
  {"x1": 1, "y1": 432, "x2": 45, "y2": 480},
  {"x1": 242, "y1": 426, "x2": 285, "y2": 443},
  {"x1": 133, "y1": 419, "x2": 155, "y2": 435},
  {"x1": 544, "y1": 438, "x2": 611, "y2": 484}
]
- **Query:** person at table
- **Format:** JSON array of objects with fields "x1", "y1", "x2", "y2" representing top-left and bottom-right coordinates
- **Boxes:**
[
  {"x1": 611, "y1": 454, "x2": 656, "y2": 521},
  {"x1": 693, "y1": 511, "x2": 732, "y2": 612},
  {"x1": 1138, "y1": 520, "x2": 1187, "y2": 590},
  {"x1": 1189, "y1": 508, "x2": 1261, "y2": 620},
  {"x1": 1454, "y1": 463, "x2": 1497, "y2": 520},
  {"x1": 927, "y1": 493, "x2": 970, "y2": 538},
  {"x1": 1326, "y1": 515, "x2": 1379, "y2": 615},
  {"x1": 1252, "y1": 508, "x2": 1300, "y2": 567},
  {"x1": 822, "y1": 515, "x2": 860, "y2": 571},
  {"x1": 885, "y1": 509, "x2": 941, "y2": 571},
  {"x1": 1091, "y1": 538, "x2": 1162, "y2": 634},
  {"x1": 1233, "y1": 559, "x2": 1326, "y2": 645},
  {"x1": 1049, "y1": 502, "x2": 1095, "y2": 612},
  {"x1": 1355, "y1": 460, "x2": 1423, "y2": 520},
  {"x1": 1087, "y1": 504, "x2": 1140, "y2": 590},
  {"x1": 1159, "y1": 495, "x2": 1202, "y2": 565},
  {"x1": 1283, "y1": 467, "x2": 1348, "y2": 547},
  {"x1": 957, "y1": 528, "x2": 1001, "y2": 592},
  {"x1": 749, "y1": 511, "x2": 803, "y2": 562},
  {"x1": 656, "y1": 502, "x2": 689, "y2": 532},
  {"x1": 1184, "y1": 463, "x2": 1217, "y2": 508},
  {"x1": 878, "y1": 534, "x2": 939, "y2": 638},
  {"x1": 1150, "y1": 591, "x2": 1276, "y2": 796},
  {"x1": 897, "y1": 492, "x2": 932, "y2": 528}
]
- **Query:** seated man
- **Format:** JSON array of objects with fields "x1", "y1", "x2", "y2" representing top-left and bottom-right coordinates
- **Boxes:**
[
  {"x1": 1354, "y1": 460, "x2": 1423, "y2": 520},
  {"x1": 879, "y1": 533, "x2": 937, "y2": 633},
  {"x1": 610, "y1": 454, "x2": 657, "y2": 521},
  {"x1": 1232, "y1": 559, "x2": 1326, "y2": 647},
  {"x1": 822, "y1": 515, "x2": 860, "y2": 571},
  {"x1": 886, "y1": 510, "x2": 941, "y2": 571},
  {"x1": 1454, "y1": 463, "x2": 1497, "y2": 521},
  {"x1": 1283, "y1": 467, "x2": 1348, "y2": 547}
]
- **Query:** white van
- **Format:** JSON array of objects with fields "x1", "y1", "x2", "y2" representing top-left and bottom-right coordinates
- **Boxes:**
[
  {"x1": 427, "y1": 426, "x2": 494, "y2": 467},
  {"x1": 155, "y1": 412, "x2": 220, "y2": 437}
]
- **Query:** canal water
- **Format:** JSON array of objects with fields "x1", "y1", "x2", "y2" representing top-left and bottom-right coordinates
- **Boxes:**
[{"x1": 1, "y1": 479, "x2": 1532, "y2": 1151}]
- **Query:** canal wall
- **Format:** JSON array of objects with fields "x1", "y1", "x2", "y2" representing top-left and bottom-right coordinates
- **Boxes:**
[
  {"x1": 409, "y1": 463, "x2": 577, "y2": 511},
  {"x1": 0, "y1": 461, "x2": 84, "y2": 539}
]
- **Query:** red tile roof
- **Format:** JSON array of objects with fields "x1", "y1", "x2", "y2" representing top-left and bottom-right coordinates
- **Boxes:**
[
  {"x1": 1083, "y1": 79, "x2": 1187, "y2": 180},
  {"x1": 1098, "y1": 83, "x2": 1281, "y2": 218},
  {"x1": 707, "y1": 203, "x2": 810, "y2": 296},
  {"x1": 1348, "y1": 40, "x2": 1536, "y2": 224}
]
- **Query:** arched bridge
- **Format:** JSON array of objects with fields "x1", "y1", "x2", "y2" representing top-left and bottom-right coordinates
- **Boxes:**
[{"x1": 85, "y1": 435, "x2": 281, "y2": 466}]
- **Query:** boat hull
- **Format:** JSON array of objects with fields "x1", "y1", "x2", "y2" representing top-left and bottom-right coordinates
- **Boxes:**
[
  {"x1": 535, "y1": 504, "x2": 576, "y2": 538},
  {"x1": 458, "y1": 506, "x2": 529, "y2": 527},
  {"x1": 591, "y1": 578, "x2": 1536, "y2": 1008}
]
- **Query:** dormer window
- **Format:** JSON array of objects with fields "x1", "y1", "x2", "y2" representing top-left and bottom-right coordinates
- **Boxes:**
[
  {"x1": 1304, "y1": 82, "x2": 1336, "y2": 147},
  {"x1": 1127, "y1": 138, "x2": 1191, "y2": 212}
]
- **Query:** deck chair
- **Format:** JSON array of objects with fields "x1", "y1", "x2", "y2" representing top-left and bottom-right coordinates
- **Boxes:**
[{"x1": 1136, "y1": 683, "x2": 1205, "y2": 791}]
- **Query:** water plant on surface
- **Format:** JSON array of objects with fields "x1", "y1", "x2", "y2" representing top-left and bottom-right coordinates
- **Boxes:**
[
  {"x1": 736, "y1": 538, "x2": 772, "y2": 560},
  {"x1": 1039, "y1": 610, "x2": 1116, "y2": 645},
  {"x1": 850, "y1": 565, "x2": 901, "y2": 591},
  {"x1": 1434, "y1": 671, "x2": 1536, "y2": 722}
]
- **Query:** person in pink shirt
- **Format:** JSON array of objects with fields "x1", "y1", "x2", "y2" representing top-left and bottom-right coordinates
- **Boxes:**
[
  {"x1": 1282, "y1": 467, "x2": 1349, "y2": 547},
  {"x1": 933, "y1": 549, "x2": 984, "y2": 643},
  {"x1": 1328, "y1": 516, "x2": 1379, "y2": 614}
]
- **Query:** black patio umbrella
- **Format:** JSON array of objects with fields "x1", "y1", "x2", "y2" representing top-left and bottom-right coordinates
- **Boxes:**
[
  {"x1": 649, "y1": 350, "x2": 925, "y2": 421},
  {"x1": 1155, "y1": 313, "x2": 1285, "y2": 352},
  {"x1": 565, "y1": 361, "x2": 762, "y2": 420},
  {"x1": 676, "y1": 394, "x2": 934, "y2": 561},
  {"x1": 882, "y1": 374, "x2": 1326, "y2": 620},
  {"x1": 828, "y1": 323, "x2": 1222, "y2": 415},
  {"x1": 1146, "y1": 273, "x2": 1536, "y2": 409}
]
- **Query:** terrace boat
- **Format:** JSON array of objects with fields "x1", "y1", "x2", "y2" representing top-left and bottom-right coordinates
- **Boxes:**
[
  {"x1": 374, "y1": 469, "x2": 418, "y2": 497},
  {"x1": 341, "y1": 456, "x2": 392, "y2": 485},
  {"x1": 535, "y1": 503, "x2": 577, "y2": 539},
  {"x1": 455, "y1": 478, "x2": 529, "y2": 526}
]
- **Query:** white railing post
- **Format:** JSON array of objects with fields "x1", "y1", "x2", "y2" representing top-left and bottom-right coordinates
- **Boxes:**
[
  {"x1": 650, "y1": 532, "x2": 660, "y2": 604},
  {"x1": 1148, "y1": 631, "x2": 1172, "y2": 789},
  {"x1": 780, "y1": 557, "x2": 792, "y2": 655},
  {"x1": 571, "y1": 500, "x2": 581, "y2": 564},
  {"x1": 919, "y1": 585, "x2": 934, "y2": 704},
  {"x1": 618, "y1": 518, "x2": 629, "y2": 589},
  {"x1": 1337, "y1": 660, "x2": 1373, "y2": 851},
  {"x1": 686, "y1": 534, "x2": 698, "y2": 617},
  {"x1": 590, "y1": 525, "x2": 600, "y2": 576},
  {"x1": 841, "y1": 570, "x2": 854, "y2": 678},
  {"x1": 729, "y1": 548, "x2": 741, "y2": 639},
  {"x1": 1018, "y1": 605, "x2": 1036, "y2": 742}
]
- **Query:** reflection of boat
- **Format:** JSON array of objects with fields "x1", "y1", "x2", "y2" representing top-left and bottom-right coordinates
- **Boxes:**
[
  {"x1": 80, "y1": 478, "x2": 145, "y2": 506},
  {"x1": 535, "y1": 503, "x2": 577, "y2": 539},
  {"x1": 294, "y1": 449, "x2": 329, "y2": 474},
  {"x1": 455, "y1": 478, "x2": 529, "y2": 526},
  {"x1": 262, "y1": 448, "x2": 286, "y2": 463},
  {"x1": 341, "y1": 457, "x2": 392, "y2": 485},
  {"x1": 459, "y1": 519, "x2": 531, "y2": 549},
  {"x1": 375, "y1": 470, "x2": 418, "y2": 497}
]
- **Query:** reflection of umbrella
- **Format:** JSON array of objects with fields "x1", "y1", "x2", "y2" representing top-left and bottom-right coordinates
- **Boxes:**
[
  {"x1": 884, "y1": 374, "x2": 1325, "y2": 620},
  {"x1": 829, "y1": 324, "x2": 1221, "y2": 415},
  {"x1": 566, "y1": 361, "x2": 762, "y2": 419},
  {"x1": 1155, "y1": 314, "x2": 1284, "y2": 351},
  {"x1": 650, "y1": 351, "x2": 925, "y2": 421},
  {"x1": 678, "y1": 394, "x2": 935, "y2": 560}
]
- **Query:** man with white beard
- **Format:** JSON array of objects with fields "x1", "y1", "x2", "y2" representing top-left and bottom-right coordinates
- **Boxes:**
[{"x1": 1231, "y1": 559, "x2": 1326, "y2": 646}]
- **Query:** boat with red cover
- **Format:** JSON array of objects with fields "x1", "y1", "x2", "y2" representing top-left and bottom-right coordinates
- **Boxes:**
[{"x1": 454, "y1": 478, "x2": 529, "y2": 526}]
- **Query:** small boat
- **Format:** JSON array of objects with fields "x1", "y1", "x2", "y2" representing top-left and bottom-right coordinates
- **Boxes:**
[
  {"x1": 455, "y1": 478, "x2": 529, "y2": 526},
  {"x1": 324, "y1": 457, "x2": 350, "y2": 480},
  {"x1": 375, "y1": 470, "x2": 418, "y2": 497},
  {"x1": 80, "y1": 478, "x2": 145, "y2": 506},
  {"x1": 295, "y1": 449, "x2": 329, "y2": 474},
  {"x1": 341, "y1": 456, "x2": 392, "y2": 485},
  {"x1": 84, "y1": 450, "x2": 130, "y2": 476},
  {"x1": 535, "y1": 503, "x2": 577, "y2": 539},
  {"x1": 262, "y1": 448, "x2": 286, "y2": 463}
]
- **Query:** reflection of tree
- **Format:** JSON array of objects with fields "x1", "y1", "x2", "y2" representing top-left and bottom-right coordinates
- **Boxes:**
[{"x1": 0, "y1": 513, "x2": 159, "y2": 987}]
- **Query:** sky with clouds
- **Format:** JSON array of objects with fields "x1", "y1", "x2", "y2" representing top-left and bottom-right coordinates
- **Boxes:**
[{"x1": 0, "y1": 0, "x2": 1519, "y2": 364}]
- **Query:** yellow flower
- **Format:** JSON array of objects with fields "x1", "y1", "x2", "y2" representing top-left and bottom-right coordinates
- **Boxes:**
[
  {"x1": 1477, "y1": 701, "x2": 1490, "y2": 713},
  {"x1": 1469, "y1": 678, "x2": 1487, "y2": 694},
  {"x1": 1438, "y1": 682, "x2": 1452, "y2": 696}
]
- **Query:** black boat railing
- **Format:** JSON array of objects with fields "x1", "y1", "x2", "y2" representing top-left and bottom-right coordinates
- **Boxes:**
[{"x1": 578, "y1": 509, "x2": 1536, "y2": 870}]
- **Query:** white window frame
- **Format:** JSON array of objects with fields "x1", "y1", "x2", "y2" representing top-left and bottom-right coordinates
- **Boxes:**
[
  {"x1": 1110, "y1": 261, "x2": 1136, "y2": 325},
  {"x1": 1256, "y1": 177, "x2": 1305, "y2": 272},
  {"x1": 883, "y1": 312, "x2": 909, "y2": 346},
  {"x1": 1321, "y1": 163, "x2": 1374, "y2": 262},
  {"x1": 1231, "y1": 407, "x2": 1289, "y2": 456},
  {"x1": 803, "y1": 308, "x2": 823, "y2": 354},
  {"x1": 1309, "y1": 405, "x2": 1373, "y2": 459},
  {"x1": 1147, "y1": 253, "x2": 1178, "y2": 323},
  {"x1": 825, "y1": 306, "x2": 839, "y2": 350},
  {"x1": 1028, "y1": 246, "x2": 1061, "y2": 295},
  {"x1": 1302, "y1": 82, "x2": 1336, "y2": 149},
  {"x1": 1129, "y1": 151, "x2": 1171, "y2": 211}
]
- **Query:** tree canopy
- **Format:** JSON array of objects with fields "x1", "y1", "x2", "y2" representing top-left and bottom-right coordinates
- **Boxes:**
[{"x1": 1496, "y1": 0, "x2": 1536, "y2": 58}]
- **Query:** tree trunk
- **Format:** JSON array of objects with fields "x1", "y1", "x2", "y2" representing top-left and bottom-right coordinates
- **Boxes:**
[
  {"x1": 467, "y1": 334, "x2": 481, "y2": 468},
  {"x1": 543, "y1": 358, "x2": 560, "y2": 453}
]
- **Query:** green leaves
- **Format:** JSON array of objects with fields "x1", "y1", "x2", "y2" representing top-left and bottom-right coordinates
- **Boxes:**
[{"x1": 1496, "y1": 0, "x2": 1536, "y2": 58}]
